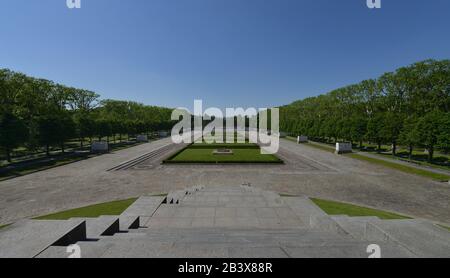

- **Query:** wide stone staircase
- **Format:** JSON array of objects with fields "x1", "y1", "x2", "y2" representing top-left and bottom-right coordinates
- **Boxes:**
[{"x1": 1, "y1": 185, "x2": 449, "y2": 258}]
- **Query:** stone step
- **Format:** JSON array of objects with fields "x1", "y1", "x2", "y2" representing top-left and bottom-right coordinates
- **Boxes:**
[
  {"x1": 282, "y1": 196, "x2": 327, "y2": 225},
  {"x1": 119, "y1": 215, "x2": 140, "y2": 230},
  {"x1": 283, "y1": 242, "x2": 415, "y2": 258},
  {"x1": 331, "y1": 215, "x2": 380, "y2": 240},
  {"x1": 366, "y1": 219, "x2": 450, "y2": 258},
  {"x1": 36, "y1": 240, "x2": 116, "y2": 258},
  {"x1": 108, "y1": 227, "x2": 352, "y2": 242},
  {"x1": 166, "y1": 190, "x2": 187, "y2": 204},
  {"x1": 120, "y1": 196, "x2": 164, "y2": 218},
  {"x1": 83, "y1": 237, "x2": 414, "y2": 258},
  {"x1": 0, "y1": 219, "x2": 86, "y2": 258},
  {"x1": 72, "y1": 216, "x2": 120, "y2": 238}
]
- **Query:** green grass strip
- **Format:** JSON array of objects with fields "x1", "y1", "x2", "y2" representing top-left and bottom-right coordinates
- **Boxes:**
[
  {"x1": 295, "y1": 139, "x2": 450, "y2": 182},
  {"x1": 0, "y1": 223, "x2": 11, "y2": 230},
  {"x1": 311, "y1": 198, "x2": 411, "y2": 220},
  {"x1": 438, "y1": 224, "x2": 450, "y2": 232},
  {"x1": 346, "y1": 153, "x2": 450, "y2": 182},
  {"x1": 34, "y1": 198, "x2": 138, "y2": 220}
]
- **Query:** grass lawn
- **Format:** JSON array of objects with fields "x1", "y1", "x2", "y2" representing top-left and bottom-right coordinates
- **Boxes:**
[
  {"x1": 0, "y1": 224, "x2": 11, "y2": 230},
  {"x1": 165, "y1": 143, "x2": 283, "y2": 164},
  {"x1": 438, "y1": 224, "x2": 450, "y2": 232},
  {"x1": 34, "y1": 198, "x2": 138, "y2": 220},
  {"x1": 311, "y1": 198, "x2": 411, "y2": 220},
  {"x1": 290, "y1": 139, "x2": 450, "y2": 181},
  {"x1": 345, "y1": 153, "x2": 450, "y2": 182},
  {"x1": 373, "y1": 151, "x2": 450, "y2": 172}
]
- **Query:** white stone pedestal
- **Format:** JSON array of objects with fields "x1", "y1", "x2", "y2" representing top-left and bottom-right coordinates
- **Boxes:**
[
  {"x1": 91, "y1": 141, "x2": 109, "y2": 153},
  {"x1": 297, "y1": 136, "x2": 308, "y2": 143},
  {"x1": 137, "y1": 135, "x2": 148, "y2": 142},
  {"x1": 335, "y1": 143, "x2": 352, "y2": 154}
]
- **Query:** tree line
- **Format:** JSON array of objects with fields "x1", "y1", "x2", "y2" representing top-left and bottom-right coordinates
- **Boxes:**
[
  {"x1": 0, "y1": 69, "x2": 174, "y2": 162},
  {"x1": 280, "y1": 59, "x2": 450, "y2": 162}
]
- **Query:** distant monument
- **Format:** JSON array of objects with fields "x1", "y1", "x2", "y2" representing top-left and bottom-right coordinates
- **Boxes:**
[
  {"x1": 158, "y1": 131, "x2": 169, "y2": 138},
  {"x1": 213, "y1": 149, "x2": 234, "y2": 155},
  {"x1": 91, "y1": 141, "x2": 109, "y2": 153},
  {"x1": 335, "y1": 143, "x2": 352, "y2": 154},
  {"x1": 136, "y1": 135, "x2": 148, "y2": 142},
  {"x1": 297, "y1": 136, "x2": 308, "y2": 143}
]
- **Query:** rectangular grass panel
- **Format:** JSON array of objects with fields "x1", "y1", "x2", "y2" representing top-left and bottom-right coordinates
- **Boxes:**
[{"x1": 164, "y1": 143, "x2": 283, "y2": 164}]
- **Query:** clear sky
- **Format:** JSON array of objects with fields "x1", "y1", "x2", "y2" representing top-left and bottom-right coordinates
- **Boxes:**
[{"x1": 1, "y1": 0, "x2": 449, "y2": 110}]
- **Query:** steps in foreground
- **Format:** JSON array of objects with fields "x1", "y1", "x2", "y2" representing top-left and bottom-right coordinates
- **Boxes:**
[
  {"x1": 0, "y1": 219, "x2": 86, "y2": 258},
  {"x1": 2, "y1": 185, "x2": 450, "y2": 258}
]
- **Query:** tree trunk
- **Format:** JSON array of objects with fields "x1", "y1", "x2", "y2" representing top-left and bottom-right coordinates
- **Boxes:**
[
  {"x1": 377, "y1": 142, "x2": 381, "y2": 152},
  {"x1": 428, "y1": 146, "x2": 434, "y2": 163},
  {"x1": 80, "y1": 138, "x2": 84, "y2": 149},
  {"x1": 46, "y1": 144, "x2": 50, "y2": 157},
  {"x1": 392, "y1": 142, "x2": 397, "y2": 156},
  {"x1": 408, "y1": 145, "x2": 413, "y2": 161},
  {"x1": 61, "y1": 143, "x2": 65, "y2": 154},
  {"x1": 359, "y1": 140, "x2": 363, "y2": 149},
  {"x1": 5, "y1": 148, "x2": 11, "y2": 163}
]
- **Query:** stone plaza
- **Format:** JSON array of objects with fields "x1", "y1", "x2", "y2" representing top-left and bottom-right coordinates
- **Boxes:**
[{"x1": 0, "y1": 137, "x2": 449, "y2": 257}]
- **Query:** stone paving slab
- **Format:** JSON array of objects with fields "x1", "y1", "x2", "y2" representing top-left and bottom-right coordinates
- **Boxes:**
[
  {"x1": 3, "y1": 185, "x2": 450, "y2": 258},
  {"x1": 119, "y1": 215, "x2": 140, "y2": 230},
  {"x1": 72, "y1": 216, "x2": 120, "y2": 238},
  {"x1": 120, "y1": 196, "x2": 164, "y2": 218},
  {"x1": 1, "y1": 137, "x2": 450, "y2": 227},
  {"x1": 0, "y1": 219, "x2": 85, "y2": 258},
  {"x1": 282, "y1": 196, "x2": 327, "y2": 225},
  {"x1": 367, "y1": 219, "x2": 450, "y2": 258}
]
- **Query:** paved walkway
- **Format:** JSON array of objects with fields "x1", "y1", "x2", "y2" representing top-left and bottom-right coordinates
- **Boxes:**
[{"x1": 0, "y1": 138, "x2": 449, "y2": 226}]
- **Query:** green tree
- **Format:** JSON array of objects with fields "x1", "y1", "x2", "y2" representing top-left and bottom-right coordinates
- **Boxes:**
[
  {"x1": 415, "y1": 111, "x2": 445, "y2": 162},
  {"x1": 37, "y1": 112, "x2": 75, "y2": 156},
  {"x1": 0, "y1": 113, "x2": 29, "y2": 162},
  {"x1": 398, "y1": 116, "x2": 420, "y2": 160}
]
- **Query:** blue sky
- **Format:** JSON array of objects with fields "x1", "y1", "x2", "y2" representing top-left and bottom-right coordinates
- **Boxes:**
[{"x1": 1, "y1": 0, "x2": 449, "y2": 110}]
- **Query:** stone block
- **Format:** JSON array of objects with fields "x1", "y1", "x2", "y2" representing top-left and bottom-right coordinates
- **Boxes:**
[
  {"x1": 136, "y1": 134, "x2": 148, "y2": 142},
  {"x1": 297, "y1": 136, "x2": 308, "y2": 143},
  {"x1": 335, "y1": 142, "x2": 352, "y2": 154},
  {"x1": 91, "y1": 141, "x2": 109, "y2": 153}
]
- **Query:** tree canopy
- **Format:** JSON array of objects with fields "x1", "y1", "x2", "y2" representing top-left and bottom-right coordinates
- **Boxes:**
[
  {"x1": 0, "y1": 69, "x2": 174, "y2": 162},
  {"x1": 280, "y1": 59, "x2": 450, "y2": 161}
]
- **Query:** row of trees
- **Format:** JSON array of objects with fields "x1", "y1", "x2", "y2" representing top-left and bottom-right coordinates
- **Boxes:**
[
  {"x1": 280, "y1": 59, "x2": 450, "y2": 162},
  {"x1": 0, "y1": 69, "x2": 174, "y2": 162}
]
